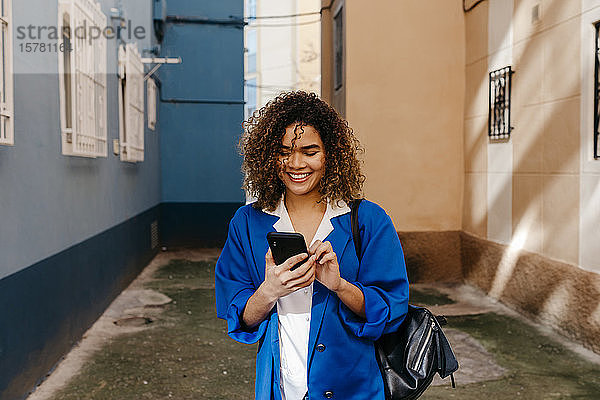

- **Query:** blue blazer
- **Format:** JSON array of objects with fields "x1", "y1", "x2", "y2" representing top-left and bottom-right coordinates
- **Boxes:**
[{"x1": 215, "y1": 200, "x2": 409, "y2": 400}]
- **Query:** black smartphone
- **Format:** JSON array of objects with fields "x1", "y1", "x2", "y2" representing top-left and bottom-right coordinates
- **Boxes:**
[{"x1": 266, "y1": 232, "x2": 309, "y2": 271}]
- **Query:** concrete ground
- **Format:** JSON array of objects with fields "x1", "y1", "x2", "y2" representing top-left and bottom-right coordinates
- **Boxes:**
[{"x1": 26, "y1": 249, "x2": 600, "y2": 400}]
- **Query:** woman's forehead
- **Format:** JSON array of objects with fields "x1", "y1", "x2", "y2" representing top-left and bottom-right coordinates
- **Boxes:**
[{"x1": 282, "y1": 123, "x2": 322, "y2": 146}]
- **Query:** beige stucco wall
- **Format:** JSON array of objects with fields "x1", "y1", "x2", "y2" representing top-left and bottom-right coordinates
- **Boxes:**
[
  {"x1": 461, "y1": 0, "x2": 600, "y2": 352},
  {"x1": 320, "y1": 0, "x2": 598, "y2": 272},
  {"x1": 464, "y1": 0, "x2": 587, "y2": 268},
  {"x1": 512, "y1": 0, "x2": 581, "y2": 265},
  {"x1": 319, "y1": 0, "x2": 600, "y2": 352},
  {"x1": 322, "y1": 0, "x2": 466, "y2": 231},
  {"x1": 463, "y1": 0, "x2": 489, "y2": 238}
]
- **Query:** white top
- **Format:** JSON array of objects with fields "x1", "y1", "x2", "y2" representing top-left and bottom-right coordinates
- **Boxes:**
[{"x1": 264, "y1": 197, "x2": 350, "y2": 400}]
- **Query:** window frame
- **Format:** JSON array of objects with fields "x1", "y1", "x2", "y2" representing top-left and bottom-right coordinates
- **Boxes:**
[
  {"x1": 333, "y1": 5, "x2": 344, "y2": 91},
  {"x1": 58, "y1": 0, "x2": 108, "y2": 158},
  {"x1": 594, "y1": 21, "x2": 600, "y2": 159},
  {"x1": 488, "y1": 66, "x2": 513, "y2": 140},
  {"x1": 0, "y1": 0, "x2": 13, "y2": 146},
  {"x1": 118, "y1": 43, "x2": 145, "y2": 162},
  {"x1": 581, "y1": 10, "x2": 600, "y2": 171}
]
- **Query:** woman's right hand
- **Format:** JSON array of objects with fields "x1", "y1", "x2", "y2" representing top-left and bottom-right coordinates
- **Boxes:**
[
  {"x1": 260, "y1": 249, "x2": 316, "y2": 302},
  {"x1": 242, "y1": 250, "x2": 316, "y2": 329}
]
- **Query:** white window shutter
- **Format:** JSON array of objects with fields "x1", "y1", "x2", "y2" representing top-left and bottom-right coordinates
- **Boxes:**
[
  {"x1": 119, "y1": 43, "x2": 145, "y2": 162},
  {"x1": 59, "y1": 0, "x2": 107, "y2": 158},
  {"x1": 0, "y1": 0, "x2": 13, "y2": 146},
  {"x1": 94, "y1": 3, "x2": 107, "y2": 157},
  {"x1": 118, "y1": 45, "x2": 126, "y2": 80}
]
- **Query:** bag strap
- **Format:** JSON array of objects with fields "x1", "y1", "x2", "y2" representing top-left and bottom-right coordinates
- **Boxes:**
[
  {"x1": 353, "y1": 199, "x2": 459, "y2": 388},
  {"x1": 350, "y1": 199, "x2": 364, "y2": 261}
]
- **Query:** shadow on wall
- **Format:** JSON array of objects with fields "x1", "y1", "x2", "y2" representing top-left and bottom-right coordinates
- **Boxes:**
[{"x1": 461, "y1": 1, "x2": 599, "y2": 354}]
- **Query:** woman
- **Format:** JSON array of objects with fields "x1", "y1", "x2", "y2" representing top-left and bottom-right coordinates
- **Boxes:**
[{"x1": 215, "y1": 91, "x2": 409, "y2": 400}]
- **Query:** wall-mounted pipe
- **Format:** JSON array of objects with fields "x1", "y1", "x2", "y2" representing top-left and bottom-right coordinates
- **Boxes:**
[{"x1": 166, "y1": 15, "x2": 245, "y2": 28}]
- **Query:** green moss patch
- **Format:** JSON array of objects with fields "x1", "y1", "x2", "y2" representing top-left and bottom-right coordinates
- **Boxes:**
[
  {"x1": 148, "y1": 259, "x2": 217, "y2": 290},
  {"x1": 422, "y1": 313, "x2": 600, "y2": 399},
  {"x1": 50, "y1": 259, "x2": 600, "y2": 400},
  {"x1": 51, "y1": 259, "x2": 257, "y2": 400},
  {"x1": 410, "y1": 287, "x2": 455, "y2": 306}
]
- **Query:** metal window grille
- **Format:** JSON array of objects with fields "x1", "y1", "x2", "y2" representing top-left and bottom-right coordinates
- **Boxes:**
[
  {"x1": 58, "y1": 0, "x2": 107, "y2": 157},
  {"x1": 147, "y1": 78, "x2": 157, "y2": 131},
  {"x1": 488, "y1": 66, "x2": 513, "y2": 139},
  {"x1": 0, "y1": 0, "x2": 13, "y2": 146},
  {"x1": 333, "y1": 7, "x2": 343, "y2": 91},
  {"x1": 594, "y1": 22, "x2": 600, "y2": 158},
  {"x1": 118, "y1": 43, "x2": 145, "y2": 162}
]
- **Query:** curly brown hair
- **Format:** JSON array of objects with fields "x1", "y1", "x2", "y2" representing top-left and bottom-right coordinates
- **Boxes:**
[{"x1": 239, "y1": 91, "x2": 365, "y2": 211}]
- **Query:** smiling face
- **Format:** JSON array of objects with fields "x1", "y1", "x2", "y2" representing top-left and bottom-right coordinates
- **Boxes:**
[{"x1": 278, "y1": 123, "x2": 326, "y2": 199}]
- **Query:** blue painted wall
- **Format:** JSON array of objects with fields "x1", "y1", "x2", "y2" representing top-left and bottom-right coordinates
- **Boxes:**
[
  {"x1": 159, "y1": 0, "x2": 245, "y2": 203},
  {"x1": 0, "y1": 0, "x2": 160, "y2": 281},
  {"x1": 0, "y1": 0, "x2": 244, "y2": 398},
  {"x1": 0, "y1": 1, "x2": 162, "y2": 397}
]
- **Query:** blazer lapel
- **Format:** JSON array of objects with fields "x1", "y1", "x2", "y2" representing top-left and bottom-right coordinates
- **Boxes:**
[
  {"x1": 247, "y1": 201, "x2": 353, "y2": 373},
  {"x1": 248, "y1": 207, "x2": 279, "y2": 286}
]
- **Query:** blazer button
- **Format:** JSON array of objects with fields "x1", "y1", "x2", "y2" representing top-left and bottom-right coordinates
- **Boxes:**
[
  {"x1": 324, "y1": 391, "x2": 333, "y2": 398},
  {"x1": 316, "y1": 344, "x2": 326, "y2": 352}
]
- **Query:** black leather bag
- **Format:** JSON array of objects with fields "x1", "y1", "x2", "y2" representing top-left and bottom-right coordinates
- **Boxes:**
[{"x1": 350, "y1": 199, "x2": 459, "y2": 400}]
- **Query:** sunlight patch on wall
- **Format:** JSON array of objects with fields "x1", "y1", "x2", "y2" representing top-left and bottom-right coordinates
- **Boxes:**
[
  {"x1": 540, "y1": 281, "x2": 571, "y2": 324},
  {"x1": 488, "y1": 208, "x2": 532, "y2": 299}
]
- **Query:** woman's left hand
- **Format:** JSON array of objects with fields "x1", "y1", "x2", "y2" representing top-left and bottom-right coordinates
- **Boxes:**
[{"x1": 309, "y1": 240, "x2": 342, "y2": 292}]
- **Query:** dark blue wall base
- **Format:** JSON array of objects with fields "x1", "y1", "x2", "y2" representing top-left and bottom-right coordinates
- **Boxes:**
[
  {"x1": 159, "y1": 202, "x2": 243, "y2": 248},
  {"x1": 0, "y1": 206, "x2": 160, "y2": 400},
  {"x1": 0, "y1": 202, "x2": 242, "y2": 400}
]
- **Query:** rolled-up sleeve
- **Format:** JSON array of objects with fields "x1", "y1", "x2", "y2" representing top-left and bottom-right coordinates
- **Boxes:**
[
  {"x1": 215, "y1": 208, "x2": 268, "y2": 344},
  {"x1": 338, "y1": 202, "x2": 409, "y2": 341}
]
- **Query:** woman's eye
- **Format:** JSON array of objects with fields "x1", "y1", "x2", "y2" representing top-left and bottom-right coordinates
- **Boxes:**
[{"x1": 305, "y1": 152, "x2": 318, "y2": 156}]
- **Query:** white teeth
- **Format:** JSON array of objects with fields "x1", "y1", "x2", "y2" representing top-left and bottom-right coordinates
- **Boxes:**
[{"x1": 289, "y1": 172, "x2": 310, "y2": 179}]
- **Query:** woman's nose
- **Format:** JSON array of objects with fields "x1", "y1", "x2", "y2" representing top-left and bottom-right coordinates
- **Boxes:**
[{"x1": 287, "y1": 151, "x2": 304, "y2": 168}]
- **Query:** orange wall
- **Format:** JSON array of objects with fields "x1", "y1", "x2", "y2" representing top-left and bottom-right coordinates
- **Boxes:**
[{"x1": 323, "y1": 0, "x2": 466, "y2": 230}]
